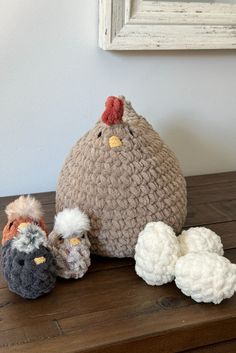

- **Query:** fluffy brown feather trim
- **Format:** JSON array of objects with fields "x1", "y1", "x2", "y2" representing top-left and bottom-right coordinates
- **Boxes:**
[{"x1": 5, "y1": 195, "x2": 43, "y2": 222}]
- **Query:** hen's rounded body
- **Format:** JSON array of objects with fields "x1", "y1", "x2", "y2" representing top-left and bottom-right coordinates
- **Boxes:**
[{"x1": 56, "y1": 98, "x2": 187, "y2": 257}]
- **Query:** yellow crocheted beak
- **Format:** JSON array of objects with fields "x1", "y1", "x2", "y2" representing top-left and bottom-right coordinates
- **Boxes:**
[
  {"x1": 18, "y1": 222, "x2": 31, "y2": 230},
  {"x1": 69, "y1": 237, "x2": 81, "y2": 246},
  {"x1": 109, "y1": 135, "x2": 122, "y2": 148},
  {"x1": 34, "y1": 256, "x2": 46, "y2": 265}
]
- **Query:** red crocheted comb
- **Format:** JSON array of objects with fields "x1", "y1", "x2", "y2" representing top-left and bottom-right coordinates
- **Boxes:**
[{"x1": 101, "y1": 96, "x2": 124, "y2": 126}]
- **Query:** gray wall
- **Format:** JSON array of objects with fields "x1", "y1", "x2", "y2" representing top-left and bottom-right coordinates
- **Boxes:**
[{"x1": 1, "y1": 0, "x2": 236, "y2": 196}]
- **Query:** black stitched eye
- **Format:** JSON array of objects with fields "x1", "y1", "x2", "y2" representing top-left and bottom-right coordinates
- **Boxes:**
[
  {"x1": 19, "y1": 259, "x2": 24, "y2": 266},
  {"x1": 9, "y1": 221, "x2": 14, "y2": 229},
  {"x1": 58, "y1": 235, "x2": 64, "y2": 242},
  {"x1": 97, "y1": 131, "x2": 102, "y2": 138},
  {"x1": 128, "y1": 128, "x2": 133, "y2": 136}
]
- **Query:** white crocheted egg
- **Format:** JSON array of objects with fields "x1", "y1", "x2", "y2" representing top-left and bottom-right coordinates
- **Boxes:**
[
  {"x1": 178, "y1": 227, "x2": 224, "y2": 256},
  {"x1": 175, "y1": 252, "x2": 236, "y2": 304},
  {"x1": 134, "y1": 221, "x2": 180, "y2": 286}
]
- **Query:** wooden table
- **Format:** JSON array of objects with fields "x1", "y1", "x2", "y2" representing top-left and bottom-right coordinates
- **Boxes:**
[{"x1": 0, "y1": 172, "x2": 236, "y2": 353}]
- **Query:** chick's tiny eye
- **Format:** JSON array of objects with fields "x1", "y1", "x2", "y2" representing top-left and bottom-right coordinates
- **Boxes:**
[
  {"x1": 58, "y1": 235, "x2": 64, "y2": 242},
  {"x1": 81, "y1": 234, "x2": 85, "y2": 239},
  {"x1": 97, "y1": 131, "x2": 102, "y2": 138},
  {"x1": 9, "y1": 221, "x2": 14, "y2": 229},
  {"x1": 128, "y1": 128, "x2": 134, "y2": 136}
]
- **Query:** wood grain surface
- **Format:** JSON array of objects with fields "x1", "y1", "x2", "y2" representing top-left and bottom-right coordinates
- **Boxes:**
[{"x1": 0, "y1": 171, "x2": 236, "y2": 353}]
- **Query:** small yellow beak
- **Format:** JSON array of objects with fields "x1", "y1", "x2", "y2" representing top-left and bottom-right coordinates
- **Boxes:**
[
  {"x1": 34, "y1": 256, "x2": 46, "y2": 265},
  {"x1": 109, "y1": 135, "x2": 122, "y2": 148},
  {"x1": 18, "y1": 222, "x2": 31, "y2": 231},
  {"x1": 69, "y1": 237, "x2": 81, "y2": 246}
]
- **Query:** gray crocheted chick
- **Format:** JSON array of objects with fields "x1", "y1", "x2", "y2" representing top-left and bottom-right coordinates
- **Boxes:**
[
  {"x1": 48, "y1": 208, "x2": 91, "y2": 279},
  {"x1": 1, "y1": 224, "x2": 56, "y2": 299}
]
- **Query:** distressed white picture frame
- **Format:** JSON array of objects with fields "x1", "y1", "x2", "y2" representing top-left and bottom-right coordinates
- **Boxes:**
[{"x1": 99, "y1": 0, "x2": 236, "y2": 50}]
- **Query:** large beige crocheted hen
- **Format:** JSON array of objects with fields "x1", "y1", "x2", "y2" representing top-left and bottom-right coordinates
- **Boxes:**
[{"x1": 56, "y1": 96, "x2": 187, "y2": 258}]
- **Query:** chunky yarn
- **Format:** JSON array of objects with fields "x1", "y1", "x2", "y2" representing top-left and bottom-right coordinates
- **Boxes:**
[
  {"x1": 2, "y1": 195, "x2": 48, "y2": 245},
  {"x1": 135, "y1": 222, "x2": 180, "y2": 285},
  {"x1": 178, "y1": 227, "x2": 224, "y2": 256},
  {"x1": 48, "y1": 208, "x2": 91, "y2": 279},
  {"x1": 56, "y1": 96, "x2": 187, "y2": 258},
  {"x1": 1, "y1": 224, "x2": 56, "y2": 299},
  {"x1": 175, "y1": 252, "x2": 236, "y2": 304},
  {"x1": 101, "y1": 96, "x2": 124, "y2": 126}
]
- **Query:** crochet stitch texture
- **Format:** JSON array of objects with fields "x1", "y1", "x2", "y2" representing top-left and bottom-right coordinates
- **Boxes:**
[{"x1": 56, "y1": 97, "x2": 187, "y2": 257}]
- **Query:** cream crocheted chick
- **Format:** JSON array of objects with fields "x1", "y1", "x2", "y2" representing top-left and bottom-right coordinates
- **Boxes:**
[
  {"x1": 135, "y1": 222, "x2": 236, "y2": 304},
  {"x1": 48, "y1": 208, "x2": 91, "y2": 279},
  {"x1": 135, "y1": 222, "x2": 180, "y2": 285}
]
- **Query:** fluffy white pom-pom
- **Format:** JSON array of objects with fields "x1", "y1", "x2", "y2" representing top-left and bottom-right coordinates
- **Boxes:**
[
  {"x1": 175, "y1": 252, "x2": 236, "y2": 304},
  {"x1": 134, "y1": 222, "x2": 180, "y2": 286},
  {"x1": 54, "y1": 208, "x2": 90, "y2": 238},
  {"x1": 178, "y1": 227, "x2": 224, "y2": 256}
]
